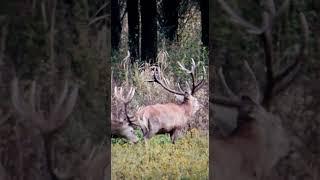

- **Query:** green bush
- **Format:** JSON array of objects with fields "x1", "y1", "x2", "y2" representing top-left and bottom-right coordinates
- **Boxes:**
[{"x1": 111, "y1": 129, "x2": 208, "y2": 179}]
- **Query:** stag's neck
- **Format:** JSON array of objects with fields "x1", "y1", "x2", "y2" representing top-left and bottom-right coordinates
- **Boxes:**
[{"x1": 181, "y1": 99, "x2": 193, "y2": 117}]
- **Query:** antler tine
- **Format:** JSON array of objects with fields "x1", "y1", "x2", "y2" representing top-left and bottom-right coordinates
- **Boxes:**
[
  {"x1": 177, "y1": 61, "x2": 191, "y2": 74},
  {"x1": 243, "y1": 61, "x2": 261, "y2": 103},
  {"x1": 47, "y1": 81, "x2": 79, "y2": 133},
  {"x1": 51, "y1": 80, "x2": 69, "y2": 117},
  {"x1": 191, "y1": 58, "x2": 196, "y2": 73},
  {"x1": 177, "y1": 83, "x2": 184, "y2": 93},
  {"x1": 190, "y1": 58, "x2": 197, "y2": 92},
  {"x1": 151, "y1": 66, "x2": 185, "y2": 96},
  {"x1": 125, "y1": 87, "x2": 135, "y2": 104},
  {"x1": 114, "y1": 86, "x2": 127, "y2": 103},
  {"x1": 11, "y1": 78, "x2": 34, "y2": 119},
  {"x1": 218, "y1": 68, "x2": 239, "y2": 101},
  {"x1": 192, "y1": 63, "x2": 206, "y2": 94},
  {"x1": 177, "y1": 59, "x2": 205, "y2": 95},
  {"x1": 217, "y1": 0, "x2": 263, "y2": 34},
  {"x1": 119, "y1": 87, "x2": 124, "y2": 101},
  {"x1": 185, "y1": 81, "x2": 191, "y2": 93},
  {"x1": 212, "y1": 67, "x2": 242, "y2": 107},
  {"x1": 114, "y1": 86, "x2": 135, "y2": 123},
  {"x1": 59, "y1": 84, "x2": 79, "y2": 122},
  {"x1": 272, "y1": 12, "x2": 309, "y2": 95}
]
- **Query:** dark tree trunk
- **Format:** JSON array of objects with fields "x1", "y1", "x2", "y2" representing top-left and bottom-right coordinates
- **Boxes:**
[
  {"x1": 127, "y1": 0, "x2": 140, "y2": 62},
  {"x1": 159, "y1": 0, "x2": 179, "y2": 42},
  {"x1": 140, "y1": 0, "x2": 157, "y2": 64},
  {"x1": 111, "y1": 0, "x2": 121, "y2": 50},
  {"x1": 200, "y1": 0, "x2": 209, "y2": 47}
]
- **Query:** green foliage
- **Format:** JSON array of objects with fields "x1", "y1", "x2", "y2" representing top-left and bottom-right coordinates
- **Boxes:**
[{"x1": 111, "y1": 129, "x2": 209, "y2": 179}]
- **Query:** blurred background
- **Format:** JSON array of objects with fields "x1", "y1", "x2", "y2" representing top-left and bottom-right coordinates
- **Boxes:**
[{"x1": 0, "y1": 1, "x2": 109, "y2": 179}]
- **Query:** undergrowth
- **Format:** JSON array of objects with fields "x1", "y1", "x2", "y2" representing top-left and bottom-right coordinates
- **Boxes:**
[{"x1": 111, "y1": 128, "x2": 209, "y2": 179}]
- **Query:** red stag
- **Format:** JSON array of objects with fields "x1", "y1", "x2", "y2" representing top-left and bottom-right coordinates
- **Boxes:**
[
  {"x1": 112, "y1": 86, "x2": 139, "y2": 143},
  {"x1": 211, "y1": 0, "x2": 309, "y2": 179},
  {"x1": 132, "y1": 59, "x2": 205, "y2": 143}
]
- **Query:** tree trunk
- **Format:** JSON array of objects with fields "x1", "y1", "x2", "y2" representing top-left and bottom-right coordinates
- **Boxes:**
[
  {"x1": 127, "y1": 0, "x2": 140, "y2": 62},
  {"x1": 200, "y1": 0, "x2": 209, "y2": 47},
  {"x1": 111, "y1": 0, "x2": 121, "y2": 50},
  {"x1": 140, "y1": 0, "x2": 157, "y2": 64},
  {"x1": 159, "y1": 0, "x2": 179, "y2": 42}
]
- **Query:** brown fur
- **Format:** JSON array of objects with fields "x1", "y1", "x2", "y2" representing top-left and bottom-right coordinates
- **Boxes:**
[
  {"x1": 133, "y1": 95, "x2": 200, "y2": 143},
  {"x1": 212, "y1": 105, "x2": 289, "y2": 180}
]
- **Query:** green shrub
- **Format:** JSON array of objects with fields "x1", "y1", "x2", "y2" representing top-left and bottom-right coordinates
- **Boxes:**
[{"x1": 111, "y1": 129, "x2": 208, "y2": 179}]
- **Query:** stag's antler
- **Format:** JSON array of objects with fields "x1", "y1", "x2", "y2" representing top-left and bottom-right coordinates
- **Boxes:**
[
  {"x1": 177, "y1": 58, "x2": 206, "y2": 95},
  {"x1": 213, "y1": 61, "x2": 258, "y2": 108},
  {"x1": 11, "y1": 78, "x2": 79, "y2": 134},
  {"x1": 216, "y1": 0, "x2": 309, "y2": 108},
  {"x1": 149, "y1": 59, "x2": 205, "y2": 96},
  {"x1": 114, "y1": 86, "x2": 136, "y2": 124},
  {"x1": 149, "y1": 66, "x2": 186, "y2": 96}
]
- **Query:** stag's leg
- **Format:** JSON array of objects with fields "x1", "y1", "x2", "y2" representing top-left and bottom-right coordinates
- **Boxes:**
[
  {"x1": 143, "y1": 119, "x2": 160, "y2": 141},
  {"x1": 144, "y1": 126, "x2": 159, "y2": 140},
  {"x1": 170, "y1": 128, "x2": 182, "y2": 144}
]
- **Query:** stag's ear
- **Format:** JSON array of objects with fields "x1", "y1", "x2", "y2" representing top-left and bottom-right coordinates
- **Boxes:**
[{"x1": 184, "y1": 91, "x2": 191, "y2": 99}]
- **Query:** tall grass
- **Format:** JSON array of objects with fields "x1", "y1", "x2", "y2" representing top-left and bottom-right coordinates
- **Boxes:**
[{"x1": 112, "y1": 129, "x2": 209, "y2": 179}]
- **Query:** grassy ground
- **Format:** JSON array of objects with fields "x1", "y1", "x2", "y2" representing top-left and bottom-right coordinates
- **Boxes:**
[{"x1": 111, "y1": 129, "x2": 209, "y2": 179}]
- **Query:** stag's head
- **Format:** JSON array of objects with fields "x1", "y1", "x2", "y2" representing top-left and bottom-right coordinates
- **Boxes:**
[
  {"x1": 113, "y1": 86, "x2": 139, "y2": 143},
  {"x1": 150, "y1": 58, "x2": 205, "y2": 116}
]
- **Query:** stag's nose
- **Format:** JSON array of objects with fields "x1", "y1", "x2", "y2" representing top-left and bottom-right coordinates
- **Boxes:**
[{"x1": 132, "y1": 139, "x2": 139, "y2": 144}]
